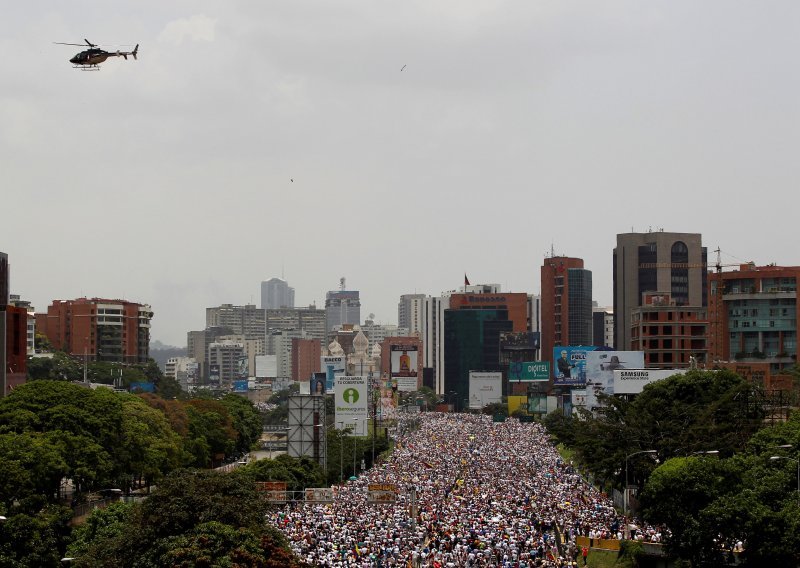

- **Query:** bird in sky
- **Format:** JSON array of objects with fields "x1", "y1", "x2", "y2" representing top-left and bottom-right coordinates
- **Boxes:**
[
  {"x1": 401, "y1": 65, "x2": 406, "y2": 71},
  {"x1": 290, "y1": 179, "x2": 294, "y2": 182}
]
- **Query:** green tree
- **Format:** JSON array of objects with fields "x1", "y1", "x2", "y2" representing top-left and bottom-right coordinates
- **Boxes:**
[
  {"x1": 0, "y1": 432, "x2": 69, "y2": 508},
  {"x1": 0, "y1": 503, "x2": 73, "y2": 568},
  {"x1": 70, "y1": 469, "x2": 305, "y2": 567},
  {"x1": 220, "y1": 394, "x2": 263, "y2": 455}
]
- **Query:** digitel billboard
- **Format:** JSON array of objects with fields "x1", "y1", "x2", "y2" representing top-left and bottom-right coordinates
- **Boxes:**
[
  {"x1": 552, "y1": 346, "x2": 597, "y2": 386},
  {"x1": 508, "y1": 361, "x2": 550, "y2": 381}
]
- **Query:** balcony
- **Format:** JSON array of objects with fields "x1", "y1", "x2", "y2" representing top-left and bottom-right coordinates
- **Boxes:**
[{"x1": 723, "y1": 290, "x2": 796, "y2": 301}]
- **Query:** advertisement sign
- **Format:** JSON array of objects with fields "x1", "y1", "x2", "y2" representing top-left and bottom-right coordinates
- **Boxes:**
[
  {"x1": 186, "y1": 362, "x2": 199, "y2": 384},
  {"x1": 613, "y1": 369, "x2": 684, "y2": 395},
  {"x1": 237, "y1": 355, "x2": 249, "y2": 379},
  {"x1": 528, "y1": 395, "x2": 547, "y2": 414},
  {"x1": 379, "y1": 385, "x2": 398, "y2": 421},
  {"x1": 321, "y1": 355, "x2": 346, "y2": 393},
  {"x1": 507, "y1": 395, "x2": 528, "y2": 415},
  {"x1": 468, "y1": 371, "x2": 502, "y2": 410},
  {"x1": 256, "y1": 481, "x2": 287, "y2": 503},
  {"x1": 585, "y1": 351, "x2": 646, "y2": 396},
  {"x1": 310, "y1": 373, "x2": 327, "y2": 396},
  {"x1": 552, "y1": 346, "x2": 597, "y2": 386},
  {"x1": 500, "y1": 331, "x2": 540, "y2": 350},
  {"x1": 334, "y1": 375, "x2": 368, "y2": 436},
  {"x1": 129, "y1": 382, "x2": 155, "y2": 393},
  {"x1": 233, "y1": 380, "x2": 248, "y2": 393},
  {"x1": 508, "y1": 361, "x2": 550, "y2": 382},
  {"x1": 305, "y1": 488, "x2": 335, "y2": 503},
  {"x1": 390, "y1": 345, "x2": 419, "y2": 392},
  {"x1": 209, "y1": 364, "x2": 220, "y2": 385},
  {"x1": 368, "y1": 483, "x2": 398, "y2": 503},
  {"x1": 571, "y1": 388, "x2": 587, "y2": 407}
]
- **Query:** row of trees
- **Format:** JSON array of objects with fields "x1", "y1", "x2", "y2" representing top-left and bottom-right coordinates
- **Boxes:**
[
  {"x1": 0, "y1": 380, "x2": 264, "y2": 566},
  {"x1": 67, "y1": 468, "x2": 307, "y2": 567},
  {"x1": 544, "y1": 369, "x2": 800, "y2": 566}
]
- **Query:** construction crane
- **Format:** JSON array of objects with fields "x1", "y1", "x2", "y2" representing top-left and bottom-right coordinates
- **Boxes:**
[{"x1": 711, "y1": 248, "x2": 754, "y2": 362}]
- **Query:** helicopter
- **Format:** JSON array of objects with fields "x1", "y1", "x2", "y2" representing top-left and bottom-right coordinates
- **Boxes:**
[{"x1": 54, "y1": 39, "x2": 138, "y2": 70}]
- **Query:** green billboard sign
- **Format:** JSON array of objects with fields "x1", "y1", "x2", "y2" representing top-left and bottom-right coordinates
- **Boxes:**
[{"x1": 508, "y1": 361, "x2": 550, "y2": 381}]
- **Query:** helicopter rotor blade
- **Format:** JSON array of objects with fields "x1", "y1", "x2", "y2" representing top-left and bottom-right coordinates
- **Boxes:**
[{"x1": 54, "y1": 42, "x2": 87, "y2": 46}]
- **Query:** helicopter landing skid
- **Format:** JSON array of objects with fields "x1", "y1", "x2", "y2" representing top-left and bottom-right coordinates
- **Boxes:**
[{"x1": 73, "y1": 65, "x2": 100, "y2": 71}]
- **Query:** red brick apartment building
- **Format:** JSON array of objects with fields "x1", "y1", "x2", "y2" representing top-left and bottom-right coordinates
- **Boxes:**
[{"x1": 40, "y1": 298, "x2": 153, "y2": 363}]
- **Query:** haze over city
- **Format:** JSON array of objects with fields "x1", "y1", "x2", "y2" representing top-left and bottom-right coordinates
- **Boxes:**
[{"x1": 3, "y1": 1, "x2": 800, "y2": 346}]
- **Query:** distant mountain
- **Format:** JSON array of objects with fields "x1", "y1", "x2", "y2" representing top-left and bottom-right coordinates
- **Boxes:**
[{"x1": 149, "y1": 341, "x2": 187, "y2": 371}]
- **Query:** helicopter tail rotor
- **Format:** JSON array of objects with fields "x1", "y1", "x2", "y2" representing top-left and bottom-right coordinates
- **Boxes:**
[{"x1": 132, "y1": 44, "x2": 138, "y2": 60}]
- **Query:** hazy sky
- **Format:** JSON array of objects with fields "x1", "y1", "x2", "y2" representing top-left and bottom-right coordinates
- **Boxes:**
[{"x1": 3, "y1": 1, "x2": 799, "y2": 346}]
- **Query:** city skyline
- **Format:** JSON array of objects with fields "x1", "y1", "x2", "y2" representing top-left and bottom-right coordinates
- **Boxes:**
[{"x1": 4, "y1": 2, "x2": 800, "y2": 346}]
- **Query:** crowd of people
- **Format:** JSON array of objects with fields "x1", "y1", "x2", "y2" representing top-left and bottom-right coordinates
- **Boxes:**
[{"x1": 269, "y1": 413, "x2": 654, "y2": 567}]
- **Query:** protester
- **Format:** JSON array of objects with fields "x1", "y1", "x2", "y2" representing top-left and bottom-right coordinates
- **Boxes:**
[{"x1": 269, "y1": 413, "x2": 659, "y2": 567}]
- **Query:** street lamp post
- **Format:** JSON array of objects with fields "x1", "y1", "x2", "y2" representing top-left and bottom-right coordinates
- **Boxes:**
[
  {"x1": 352, "y1": 419, "x2": 359, "y2": 477},
  {"x1": 625, "y1": 450, "x2": 657, "y2": 515},
  {"x1": 336, "y1": 422, "x2": 344, "y2": 482},
  {"x1": 769, "y1": 456, "x2": 800, "y2": 499}
]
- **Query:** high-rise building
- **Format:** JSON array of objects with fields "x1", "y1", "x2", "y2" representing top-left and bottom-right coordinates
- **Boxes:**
[
  {"x1": 398, "y1": 294, "x2": 426, "y2": 335},
  {"x1": 708, "y1": 264, "x2": 798, "y2": 373},
  {"x1": 541, "y1": 256, "x2": 593, "y2": 366},
  {"x1": 592, "y1": 306, "x2": 614, "y2": 348},
  {"x1": 41, "y1": 298, "x2": 153, "y2": 363},
  {"x1": 360, "y1": 319, "x2": 408, "y2": 351},
  {"x1": 325, "y1": 284, "x2": 360, "y2": 331},
  {"x1": 206, "y1": 304, "x2": 265, "y2": 340},
  {"x1": 630, "y1": 293, "x2": 708, "y2": 368},
  {"x1": 613, "y1": 231, "x2": 707, "y2": 350},
  {"x1": 443, "y1": 309, "x2": 513, "y2": 409},
  {"x1": 0, "y1": 252, "x2": 8, "y2": 397},
  {"x1": 261, "y1": 278, "x2": 295, "y2": 310},
  {"x1": 291, "y1": 338, "x2": 321, "y2": 381},
  {"x1": 187, "y1": 326, "x2": 234, "y2": 381},
  {"x1": 265, "y1": 306, "x2": 327, "y2": 350},
  {"x1": 9, "y1": 295, "x2": 35, "y2": 355}
]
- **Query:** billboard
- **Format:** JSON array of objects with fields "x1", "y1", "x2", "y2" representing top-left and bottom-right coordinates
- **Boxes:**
[
  {"x1": 334, "y1": 375, "x2": 368, "y2": 436},
  {"x1": 310, "y1": 373, "x2": 327, "y2": 396},
  {"x1": 209, "y1": 364, "x2": 220, "y2": 385},
  {"x1": 390, "y1": 345, "x2": 419, "y2": 392},
  {"x1": 507, "y1": 395, "x2": 527, "y2": 415},
  {"x1": 468, "y1": 371, "x2": 502, "y2": 410},
  {"x1": 368, "y1": 483, "x2": 398, "y2": 503},
  {"x1": 305, "y1": 488, "x2": 335, "y2": 503},
  {"x1": 508, "y1": 361, "x2": 550, "y2": 381},
  {"x1": 585, "y1": 351, "x2": 646, "y2": 395},
  {"x1": 237, "y1": 355, "x2": 249, "y2": 379},
  {"x1": 255, "y1": 481, "x2": 287, "y2": 503},
  {"x1": 500, "y1": 331, "x2": 540, "y2": 351},
  {"x1": 130, "y1": 382, "x2": 155, "y2": 393},
  {"x1": 379, "y1": 384, "x2": 398, "y2": 421},
  {"x1": 571, "y1": 388, "x2": 587, "y2": 407},
  {"x1": 233, "y1": 380, "x2": 248, "y2": 393},
  {"x1": 528, "y1": 395, "x2": 547, "y2": 414},
  {"x1": 552, "y1": 346, "x2": 597, "y2": 386},
  {"x1": 614, "y1": 369, "x2": 684, "y2": 394},
  {"x1": 321, "y1": 355, "x2": 346, "y2": 393}
]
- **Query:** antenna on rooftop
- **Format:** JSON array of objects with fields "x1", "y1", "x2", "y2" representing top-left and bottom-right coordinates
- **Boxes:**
[{"x1": 340, "y1": 277, "x2": 346, "y2": 291}]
